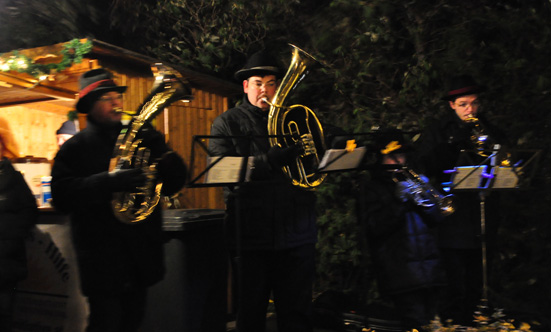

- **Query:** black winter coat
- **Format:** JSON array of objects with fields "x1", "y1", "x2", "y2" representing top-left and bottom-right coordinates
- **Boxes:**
[
  {"x1": 0, "y1": 158, "x2": 37, "y2": 285},
  {"x1": 209, "y1": 97, "x2": 317, "y2": 251},
  {"x1": 51, "y1": 120, "x2": 186, "y2": 295},
  {"x1": 414, "y1": 111, "x2": 506, "y2": 249},
  {"x1": 362, "y1": 174, "x2": 446, "y2": 295}
]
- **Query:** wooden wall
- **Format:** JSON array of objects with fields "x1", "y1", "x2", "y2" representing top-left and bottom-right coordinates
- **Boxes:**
[{"x1": 0, "y1": 104, "x2": 68, "y2": 160}]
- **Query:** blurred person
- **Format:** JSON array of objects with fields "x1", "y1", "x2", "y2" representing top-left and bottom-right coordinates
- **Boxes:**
[
  {"x1": 360, "y1": 130, "x2": 446, "y2": 331},
  {"x1": 51, "y1": 68, "x2": 187, "y2": 332},
  {"x1": 0, "y1": 132, "x2": 38, "y2": 331},
  {"x1": 56, "y1": 118, "x2": 78, "y2": 148}
]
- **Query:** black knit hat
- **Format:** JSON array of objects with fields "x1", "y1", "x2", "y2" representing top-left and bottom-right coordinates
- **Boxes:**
[
  {"x1": 443, "y1": 75, "x2": 485, "y2": 101},
  {"x1": 76, "y1": 68, "x2": 127, "y2": 113},
  {"x1": 234, "y1": 50, "x2": 283, "y2": 81}
]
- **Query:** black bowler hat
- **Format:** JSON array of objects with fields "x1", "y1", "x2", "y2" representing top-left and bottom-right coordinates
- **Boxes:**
[
  {"x1": 443, "y1": 75, "x2": 485, "y2": 101},
  {"x1": 234, "y1": 50, "x2": 283, "y2": 81},
  {"x1": 76, "y1": 68, "x2": 127, "y2": 113},
  {"x1": 375, "y1": 129, "x2": 413, "y2": 156}
]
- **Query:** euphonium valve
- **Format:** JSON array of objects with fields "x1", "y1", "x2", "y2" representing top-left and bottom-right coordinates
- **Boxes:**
[{"x1": 266, "y1": 44, "x2": 326, "y2": 189}]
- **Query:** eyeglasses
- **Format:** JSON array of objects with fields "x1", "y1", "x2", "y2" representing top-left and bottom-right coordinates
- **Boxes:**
[
  {"x1": 248, "y1": 80, "x2": 277, "y2": 90},
  {"x1": 454, "y1": 100, "x2": 480, "y2": 109},
  {"x1": 98, "y1": 94, "x2": 123, "y2": 103}
]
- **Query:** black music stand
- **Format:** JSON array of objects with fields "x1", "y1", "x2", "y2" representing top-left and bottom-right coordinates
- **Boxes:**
[
  {"x1": 447, "y1": 148, "x2": 541, "y2": 310},
  {"x1": 187, "y1": 135, "x2": 255, "y2": 188},
  {"x1": 317, "y1": 146, "x2": 368, "y2": 173}
]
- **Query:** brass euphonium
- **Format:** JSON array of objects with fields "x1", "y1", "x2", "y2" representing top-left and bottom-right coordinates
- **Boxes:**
[
  {"x1": 265, "y1": 44, "x2": 326, "y2": 189},
  {"x1": 110, "y1": 64, "x2": 193, "y2": 224}
]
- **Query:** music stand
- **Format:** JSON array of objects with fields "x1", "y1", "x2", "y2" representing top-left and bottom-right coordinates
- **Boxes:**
[
  {"x1": 317, "y1": 146, "x2": 368, "y2": 173},
  {"x1": 187, "y1": 135, "x2": 254, "y2": 188},
  {"x1": 448, "y1": 148, "x2": 541, "y2": 307}
]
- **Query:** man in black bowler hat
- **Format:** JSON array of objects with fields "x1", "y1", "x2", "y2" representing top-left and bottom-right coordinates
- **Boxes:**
[
  {"x1": 209, "y1": 50, "x2": 318, "y2": 332},
  {"x1": 51, "y1": 68, "x2": 187, "y2": 332},
  {"x1": 414, "y1": 75, "x2": 509, "y2": 325}
]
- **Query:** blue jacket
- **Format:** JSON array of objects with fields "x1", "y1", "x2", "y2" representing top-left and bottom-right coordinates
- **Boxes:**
[{"x1": 362, "y1": 174, "x2": 446, "y2": 295}]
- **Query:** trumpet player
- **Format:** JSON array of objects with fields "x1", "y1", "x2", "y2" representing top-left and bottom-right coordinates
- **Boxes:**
[
  {"x1": 414, "y1": 75, "x2": 509, "y2": 325},
  {"x1": 360, "y1": 129, "x2": 446, "y2": 332},
  {"x1": 51, "y1": 68, "x2": 187, "y2": 332}
]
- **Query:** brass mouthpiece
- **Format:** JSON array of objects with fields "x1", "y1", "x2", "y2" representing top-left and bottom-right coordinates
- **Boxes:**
[{"x1": 464, "y1": 114, "x2": 479, "y2": 123}]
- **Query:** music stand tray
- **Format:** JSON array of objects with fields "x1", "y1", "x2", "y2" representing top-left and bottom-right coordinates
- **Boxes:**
[
  {"x1": 450, "y1": 148, "x2": 541, "y2": 191},
  {"x1": 187, "y1": 135, "x2": 254, "y2": 188},
  {"x1": 318, "y1": 146, "x2": 367, "y2": 173}
]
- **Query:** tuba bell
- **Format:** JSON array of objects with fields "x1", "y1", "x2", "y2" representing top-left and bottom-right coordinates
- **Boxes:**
[
  {"x1": 265, "y1": 44, "x2": 326, "y2": 189},
  {"x1": 110, "y1": 64, "x2": 193, "y2": 224}
]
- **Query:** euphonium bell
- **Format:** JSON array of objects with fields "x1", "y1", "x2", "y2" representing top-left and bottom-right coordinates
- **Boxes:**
[{"x1": 265, "y1": 44, "x2": 326, "y2": 189}]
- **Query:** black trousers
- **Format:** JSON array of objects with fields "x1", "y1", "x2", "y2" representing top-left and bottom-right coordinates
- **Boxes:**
[
  {"x1": 439, "y1": 248, "x2": 483, "y2": 326},
  {"x1": 392, "y1": 287, "x2": 442, "y2": 331},
  {"x1": 86, "y1": 286, "x2": 147, "y2": 332},
  {"x1": 232, "y1": 243, "x2": 316, "y2": 332},
  {"x1": 0, "y1": 283, "x2": 16, "y2": 332}
]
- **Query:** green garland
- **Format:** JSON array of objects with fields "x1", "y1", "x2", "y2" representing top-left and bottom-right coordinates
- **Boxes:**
[{"x1": 0, "y1": 39, "x2": 92, "y2": 79}]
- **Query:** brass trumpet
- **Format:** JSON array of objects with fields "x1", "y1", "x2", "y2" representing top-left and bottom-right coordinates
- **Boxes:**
[
  {"x1": 465, "y1": 114, "x2": 490, "y2": 157},
  {"x1": 392, "y1": 167, "x2": 455, "y2": 216}
]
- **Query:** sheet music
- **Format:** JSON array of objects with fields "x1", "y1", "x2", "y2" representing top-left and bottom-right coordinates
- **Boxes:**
[
  {"x1": 451, "y1": 166, "x2": 488, "y2": 189},
  {"x1": 204, "y1": 156, "x2": 248, "y2": 184},
  {"x1": 318, "y1": 147, "x2": 367, "y2": 172},
  {"x1": 491, "y1": 166, "x2": 520, "y2": 189}
]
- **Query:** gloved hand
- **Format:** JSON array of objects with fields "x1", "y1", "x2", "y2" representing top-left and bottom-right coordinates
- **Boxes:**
[
  {"x1": 267, "y1": 144, "x2": 302, "y2": 169},
  {"x1": 156, "y1": 151, "x2": 187, "y2": 195},
  {"x1": 395, "y1": 181, "x2": 413, "y2": 203},
  {"x1": 108, "y1": 168, "x2": 147, "y2": 192}
]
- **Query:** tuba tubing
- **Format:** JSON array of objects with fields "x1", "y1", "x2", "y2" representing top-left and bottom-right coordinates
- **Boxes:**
[
  {"x1": 266, "y1": 44, "x2": 327, "y2": 189},
  {"x1": 109, "y1": 64, "x2": 193, "y2": 224}
]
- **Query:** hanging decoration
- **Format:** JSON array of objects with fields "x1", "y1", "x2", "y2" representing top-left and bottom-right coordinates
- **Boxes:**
[{"x1": 0, "y1": 39, "x2": 92, "y2": 81}]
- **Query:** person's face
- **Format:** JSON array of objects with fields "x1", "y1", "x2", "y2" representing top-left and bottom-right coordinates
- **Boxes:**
[
  {"x1": 88, "y1": 91, "x2": 124, "y2": 125},
  {"x1": 57, "y1": 134, "x2": 74, "y2": 148},
  {"x1": 382, "y1": 153, "x2": 406, "y2": 165},
  {"x1": 243, "y1": 75, "x2": 278, "y2": 111},
  {"x1": 449, "y1": 94, "x2": 480, "y2": 121}
]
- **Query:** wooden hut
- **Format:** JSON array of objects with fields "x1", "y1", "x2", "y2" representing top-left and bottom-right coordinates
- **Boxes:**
[{"x1": 0, "y1": 39, "x2": 241, "y2": 210}]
